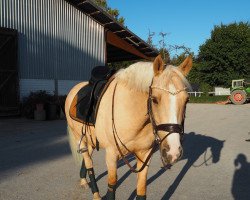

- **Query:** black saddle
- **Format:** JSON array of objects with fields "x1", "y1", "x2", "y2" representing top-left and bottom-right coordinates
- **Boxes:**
[{"x1": 70, "y1": 66, "x2": 116, "y2": 125}]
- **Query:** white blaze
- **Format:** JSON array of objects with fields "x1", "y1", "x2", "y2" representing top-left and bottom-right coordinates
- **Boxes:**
[
  {"x1": 167, "y1": 84, "x2": 181, "y2": 161},
  {"x1": 169, "y1": 84, "x2": 178, "y2": 124}
]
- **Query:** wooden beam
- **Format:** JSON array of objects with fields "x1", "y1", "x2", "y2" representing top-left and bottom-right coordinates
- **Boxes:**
[{"x1": 106, "y1": 31, "x2": 150, "y2": 60}]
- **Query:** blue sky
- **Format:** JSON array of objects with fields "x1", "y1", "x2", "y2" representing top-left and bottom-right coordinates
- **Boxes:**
[{"x1": 108, "y1": 0, "x2": 249, "y2": 56}]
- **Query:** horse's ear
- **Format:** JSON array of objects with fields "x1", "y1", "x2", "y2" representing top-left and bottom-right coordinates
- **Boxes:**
[
  {"x1": 178, "y1": 56, "x2": 193, "y2": 76},
  {"x1": 153, "y1": 55, "x2": 165, "y2": 75}
]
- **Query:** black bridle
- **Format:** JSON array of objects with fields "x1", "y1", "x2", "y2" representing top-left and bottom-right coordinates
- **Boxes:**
[
  {"x1": 147, "y1": 84, "x2": 186, "y2": 145},
  {"x1": 147, "y1": 83, "x2": 186, "y2": 167},
  {"x1": 111, "y1": 81, "x2": 187, "y2": 173}
]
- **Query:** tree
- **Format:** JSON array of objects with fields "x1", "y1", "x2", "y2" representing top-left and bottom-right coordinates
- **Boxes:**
[
  {"x1": 158, "y1": 32, "x2": 171, "y2": 64},
  {"x1": 171, "y1": 52, "x2": 192, "y2": 66},
  {"x1": 146, "y1": 29, "x2": 155, "y2": 48},
  {"x1": 94, "y1": 0, "x2": 108, "y2": 9},
  {"x1": 158, "y1": 48, "x2": 170, "y2": 64},
  {"x1": 93, "y1": 0, "x2": 125, "y2": 25},
  {"x1": 197, "y1": 22, "x2": 250, "y2": 87}
]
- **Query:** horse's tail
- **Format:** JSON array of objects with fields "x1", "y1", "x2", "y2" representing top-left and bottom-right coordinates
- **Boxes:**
[{"x1": 67, "y1": 125, "x2": 82, "y2": 167}]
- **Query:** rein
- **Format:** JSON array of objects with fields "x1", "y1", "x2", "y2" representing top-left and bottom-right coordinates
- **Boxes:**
[
  {"x1": 111, "y1": 83, "x2": 158, "y2": 173},
  {"x1": 111, "y1": 81, "x2": 186, "y2": 173}
]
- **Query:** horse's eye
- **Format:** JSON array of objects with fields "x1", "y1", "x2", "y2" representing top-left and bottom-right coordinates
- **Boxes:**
[{"x1": 152, "y1": 97, "x2": 158, "y2": 104}]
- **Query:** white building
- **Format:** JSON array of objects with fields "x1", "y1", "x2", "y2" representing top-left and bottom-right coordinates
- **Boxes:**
[{"x1": 0, "y1": 0, "x2": 157, "y2": 115}]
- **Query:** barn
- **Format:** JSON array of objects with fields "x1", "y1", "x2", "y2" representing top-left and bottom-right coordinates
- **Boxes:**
[{"x1": 0, "y1": 0, "x2": 157, "y2": 115}]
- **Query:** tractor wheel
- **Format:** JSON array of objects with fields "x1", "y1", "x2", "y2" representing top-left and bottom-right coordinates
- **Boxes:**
[{"x1": 230, "y1": 90, "x2": 247, "y2": 105}]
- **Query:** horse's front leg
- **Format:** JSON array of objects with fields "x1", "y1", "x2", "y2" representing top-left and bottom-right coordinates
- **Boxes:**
[
  {"x1": 136, "y1": 151, "x2": 151, "y2": 200},
  {"x1": 105, "y1": 148, "x2": 118, "y2": 200}
]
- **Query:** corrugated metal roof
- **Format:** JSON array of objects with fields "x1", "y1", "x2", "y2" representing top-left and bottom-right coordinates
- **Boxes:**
[{"x1": 66, "y1": 0, "x2": 159, "y2": 60}]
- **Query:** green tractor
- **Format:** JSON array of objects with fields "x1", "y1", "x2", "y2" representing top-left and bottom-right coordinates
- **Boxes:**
[{"x1": 230, "y1": 79, "x2": 250, "y2": 105}]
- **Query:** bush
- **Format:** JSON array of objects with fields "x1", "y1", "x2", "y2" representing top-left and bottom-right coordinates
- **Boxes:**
[
  {"x1": 199, "y1": 83, "x2": 213, "y2": 95},
  {"x1": 20, "y1": 90, "x2": 67, "y2": 119},
  {"x1": 21, "y1": 90, "x2": 51, "y2": 118}
]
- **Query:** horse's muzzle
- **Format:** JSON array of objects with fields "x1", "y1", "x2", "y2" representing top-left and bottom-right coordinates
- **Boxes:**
[{"x1": 160, "y1": 145, "x2": 183, "y2": 166}]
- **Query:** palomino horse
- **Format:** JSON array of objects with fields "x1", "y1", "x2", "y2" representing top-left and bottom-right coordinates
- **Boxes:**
[{"x1": 65, "y1": 55, "x2": 192, "y2": 200}]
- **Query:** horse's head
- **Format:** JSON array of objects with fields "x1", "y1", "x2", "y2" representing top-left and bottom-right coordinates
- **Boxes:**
[
  {"x1": 211, "y1": 139, "x2": 225, "y2": 163},
  {"x1": 150, "y1": 55, "x2": 192, "y2": 166}
]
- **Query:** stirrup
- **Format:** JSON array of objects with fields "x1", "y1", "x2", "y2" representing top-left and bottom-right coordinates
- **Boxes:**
[
  {"x1": 77, "y1": 131, "x2": 87, "y2": 154},
  {"x1": 77, "y1": 147, "x2": 88, "y2": 154}
]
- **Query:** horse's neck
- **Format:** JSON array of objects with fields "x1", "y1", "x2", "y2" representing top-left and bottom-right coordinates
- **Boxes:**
[{"x1": 116, "y1": 83, "x2": 151, "y2": 134}]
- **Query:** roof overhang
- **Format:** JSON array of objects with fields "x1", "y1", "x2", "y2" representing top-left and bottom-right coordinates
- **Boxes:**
[{"x1": 66, "y1": 0, "x2": 158, "y2": 62}]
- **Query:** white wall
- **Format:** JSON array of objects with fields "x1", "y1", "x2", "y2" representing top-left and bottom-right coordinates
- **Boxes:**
[
  {"x1": 58, "y1": 80, "x2": 82, "y2": 96},
  {"x1": 214, "y1": 87, "x2": 231, "y2": 96},
  {"x1": 20, "y1": 79, "x2": 55, "y2": 100},
  {"x1": 19, "y1": 79, "x2": 82, "y2": 100}
]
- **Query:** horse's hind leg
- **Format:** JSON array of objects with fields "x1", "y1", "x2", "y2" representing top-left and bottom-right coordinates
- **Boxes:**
[
  {"x1": 105, "y1": 149, "x2": 118, "y2": 200},
  {"x1": 80, "y1": 158, "x2": 88, "y2": 188},
  {"x1": 80, "y1": 146, "x2": 94, "y2": 189},
  {"x1": 82, "y1": 146, "x2": 101, "y2": 200}
]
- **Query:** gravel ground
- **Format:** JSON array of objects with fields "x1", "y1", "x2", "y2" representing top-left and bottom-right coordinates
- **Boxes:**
[{"x1": 0, "y1": 103, "x2": 249, "y2": 200}]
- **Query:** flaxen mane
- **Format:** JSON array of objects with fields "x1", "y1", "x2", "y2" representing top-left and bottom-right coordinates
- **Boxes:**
[{"x1": 115, "y1": 61, "x2": 191, "y2": 93}]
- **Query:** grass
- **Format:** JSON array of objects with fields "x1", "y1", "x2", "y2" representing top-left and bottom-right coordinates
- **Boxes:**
[{"x1": 189, "y1": 95, "x2": 229, "y2": 103}]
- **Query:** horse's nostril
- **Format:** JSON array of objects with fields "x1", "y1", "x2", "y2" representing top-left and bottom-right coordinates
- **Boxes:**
[
  {"x1": 161, "y1": 149, "x2": 172, "y2": 164},
  {"x1": 162, "y1": 145, "x2": 170, "y2": 157},
  {"x1": 162, "y1": 149, "x2": 167, "y2": 158},
  {"x1": 167, "y1": 155, "x2": 172, "y2": 163},
  {"x1": 161, "y1": 146, "x2": 182, "y2": 165}
]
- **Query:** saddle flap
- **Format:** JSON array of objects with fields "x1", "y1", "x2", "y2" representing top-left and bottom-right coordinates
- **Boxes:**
[{"x1": 69, "y1": 84, "x2": 94, "y2": 124}]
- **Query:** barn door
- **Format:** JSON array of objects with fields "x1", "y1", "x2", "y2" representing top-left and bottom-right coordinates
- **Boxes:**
[{"x1": 0, "y1": 28, "x2": 19, "y2": 116}]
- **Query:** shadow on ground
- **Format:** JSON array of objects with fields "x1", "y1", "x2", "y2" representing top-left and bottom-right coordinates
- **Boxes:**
[
  {"x1": 0, "y1": 120, "x2": 70, "y2": 176},
  {"x1": 159, "y1": 132, "x2": 225, "y2": 200},
  {"x1": 231, "y1": 154, "x2": 250, "y2": 200},
  {"x1": 109, "y1": 132, "x2": 225, "y2": 200},
  {"x1": 96, "y1": 154, "x2": 136, "y2": 182}
]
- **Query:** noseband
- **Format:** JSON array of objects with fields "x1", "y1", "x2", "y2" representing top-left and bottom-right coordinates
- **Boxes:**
[{"x1": 147, "y1": 84, "x2": 186, "y2": 145}]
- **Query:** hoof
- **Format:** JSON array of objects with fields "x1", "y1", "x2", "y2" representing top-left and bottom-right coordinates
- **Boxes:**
[
  {"x1": 101, "y1": 195, "x2": 107, "y2": 200},
  {"x1": 93, "y1": 193, "x2": 101, "y2": 200},
  {"x1": 80, "y1": 179, "x2": 89, "y2": 189},
  {"x1": 136, "y1": 195, "x2": 146, "y2": 200}
]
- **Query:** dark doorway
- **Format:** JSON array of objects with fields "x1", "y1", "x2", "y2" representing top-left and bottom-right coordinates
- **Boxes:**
[{"x1": 0, "y1": 27, "x2": 19, "y2": 116}]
